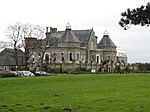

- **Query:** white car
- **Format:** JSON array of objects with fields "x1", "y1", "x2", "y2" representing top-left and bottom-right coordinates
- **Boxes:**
[
  {"x1": 21, "y1": 71, "x2": 35, "y2": 77},
  {"x1": 35, "y1": 71, "x2": 48, "y2": 76}
]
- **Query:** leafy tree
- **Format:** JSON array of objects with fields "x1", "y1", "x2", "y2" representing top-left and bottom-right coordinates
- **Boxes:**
[{"x1": 119, "y1": 2, "x2": 150, "y2": 30}]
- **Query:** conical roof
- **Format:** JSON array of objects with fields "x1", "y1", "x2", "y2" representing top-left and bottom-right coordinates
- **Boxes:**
[
  {"x1": 59, "y1": 23, "x2": 80, "y2": 43},
  {"x1": 97, "y1": 30, "x2": 116, "y2": 48}
]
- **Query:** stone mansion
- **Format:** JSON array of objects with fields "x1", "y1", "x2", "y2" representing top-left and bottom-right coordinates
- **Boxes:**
[{"x1": 25, "y1": 23, "x2": 127, "y2": 72}]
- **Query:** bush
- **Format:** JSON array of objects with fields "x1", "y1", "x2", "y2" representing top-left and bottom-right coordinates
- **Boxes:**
[
  {"x1": 0, "y1": 71, "x2": 17, "y2": 77},
  {"x1": 64, "y1": 68, "x2": 81, "y2": 74},
  {"x1": 63, "y1": 68, "x2": 73, "y2": 73},
  {"x1": 47, "y1": 68, "x2": 60, "y2": 73}
]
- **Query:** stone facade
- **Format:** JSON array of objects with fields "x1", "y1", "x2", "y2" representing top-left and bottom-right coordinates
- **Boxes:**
[{"x1": 26, "y1": 24, "x2": 127, "y2": 73}]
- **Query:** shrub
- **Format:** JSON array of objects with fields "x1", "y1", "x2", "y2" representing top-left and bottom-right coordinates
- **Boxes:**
[
  {"x1": 0, "y1": 71, "x2": 16, "y2": 78},
  {"x1": 64, "y1": 68, "x2": 75, "y2": 73},
  {"x1": 48, "y1": 68, "x2": 60, "y2": 73}
]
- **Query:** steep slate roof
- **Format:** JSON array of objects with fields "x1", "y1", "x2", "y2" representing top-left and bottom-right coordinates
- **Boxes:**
[
  {"x1": 0, "y1": 48, "x2": 25, "y2": 56},
  {"x1": 46, "y1": 26, "x2": 93, "y2": 46},
  {"x1": 57, "y1": 29, "x2": 92, "y2": 43},
  {"x1": 0, "y1": 48, "x2": 25, "y2": 66},
  {"x1": 73, "y1": 29, "x2": 93, "y2": 43},
  {"x1": 59, "y1": 28, "x2": 80, "y2": 43},
  {"x1": 97, "y1": 31, "x2": 116, "y2": 48}
]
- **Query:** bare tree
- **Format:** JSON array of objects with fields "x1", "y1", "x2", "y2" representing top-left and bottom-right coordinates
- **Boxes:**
[
  {"x1": 33, "y1": 38, "x2": 48, "y2": 71},
  {"x1": 23, "y1": 24, "x2": 44, "y2": 38},
  {"x1": 32, "y1": 33, "x2": 59, "y2": 71},
  {"x1": 26, "y1": 26, "x2": 46, "y2": 71},
  {"x1": 5, "y1": 22, "x2": 45, "y2": 70},
  {"x1": 6, "y1": 23, "x2": 24, "y2": 70},
  {"x1": 23, "y1": 24, "x2": 45, "y2": 70}
]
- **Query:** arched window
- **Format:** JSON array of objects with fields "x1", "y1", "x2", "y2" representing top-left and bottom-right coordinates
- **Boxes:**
[
  {"x1": 69, "y1": 53, "x2": 73, "y2": 61},
  {"x1": 96, "y1": 56, "x2": 99, "y2": 63},
  {"x1": 45, "y1": 54, "x2": 49, "y2": 61},
  {"x1": 61, "y1": 53, "x2": 65, "y2": 61}
]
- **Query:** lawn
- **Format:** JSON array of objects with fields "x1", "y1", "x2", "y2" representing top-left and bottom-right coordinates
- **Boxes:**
[{"x1": 0, "y1": 73, "x2": 150, "y2": 112}]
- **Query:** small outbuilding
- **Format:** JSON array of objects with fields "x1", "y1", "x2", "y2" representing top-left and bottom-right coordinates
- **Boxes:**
[{"x1": 0, "y1": 48, "x2": 25, "y2": 71}]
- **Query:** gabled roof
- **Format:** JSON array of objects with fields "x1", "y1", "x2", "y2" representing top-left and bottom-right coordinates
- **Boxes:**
[
  {"x1": 97, "y1": 31, "x2": 116, "y2": 48},
  {"x1": 0, "y1": 48, "x2": 25, "y2": 66},
  {"x1": 0, "y1": 48, "x2": 25, "y2": 56}
]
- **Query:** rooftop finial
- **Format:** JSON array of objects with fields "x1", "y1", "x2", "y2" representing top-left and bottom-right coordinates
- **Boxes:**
[
  {"x1": 66, "y1": 22, "x2": 71, "y2": 30},
  {"x1": 104, "y1": 30, "x2": 109, "y2": 35}
]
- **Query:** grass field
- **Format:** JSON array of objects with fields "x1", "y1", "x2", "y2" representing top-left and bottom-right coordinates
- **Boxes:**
[{"x1": 0, "y1": 73, "x2": 150, "y2": 112}]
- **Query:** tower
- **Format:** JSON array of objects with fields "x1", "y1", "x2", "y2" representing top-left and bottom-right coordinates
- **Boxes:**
[{"x1": 97, "y1": 30, "x2": 117, "y2": 72}]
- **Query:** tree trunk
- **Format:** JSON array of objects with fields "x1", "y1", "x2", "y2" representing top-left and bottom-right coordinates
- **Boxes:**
[
  {"x1": 25, "y1": 47, "x2": 29, "y2": 70},
  {"x1": 14, "y1": 48, "x2": 19, "y2": 70}
]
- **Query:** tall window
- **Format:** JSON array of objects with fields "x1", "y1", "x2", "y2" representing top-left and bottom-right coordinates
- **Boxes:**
[
  {"x1": 61, "y1": 53, "x2": 65, "y2": 61},
  {"x1": 69, "y1": 53, "x2": 73, "y2": 61},
  {"x1": 52, "y1": 53, "x2": 57, "y2": 63},
  {"x1": 45, "y1": 54, "x2": 49, "y2": 61},
  {"x1": 77, "y1": 53, "x2": 80, "y2": 61},
  {"x1": 96, "y1": 56, "x2": 99, "y2": 64}
]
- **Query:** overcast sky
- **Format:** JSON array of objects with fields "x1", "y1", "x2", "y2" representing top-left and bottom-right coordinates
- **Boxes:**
[{"x1": 0, "y1": 0, "x2": 150, "y2": 63}]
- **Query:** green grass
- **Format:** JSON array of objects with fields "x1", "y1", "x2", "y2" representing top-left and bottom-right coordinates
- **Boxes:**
[{"x1": 0, "y1": 73, "x2": 150, "y2": 112}]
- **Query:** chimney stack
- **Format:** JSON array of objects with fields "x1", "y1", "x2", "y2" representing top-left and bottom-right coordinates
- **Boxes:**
[{"x1": 50, "y1": 27, "x2": 57, "y2": 33}]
